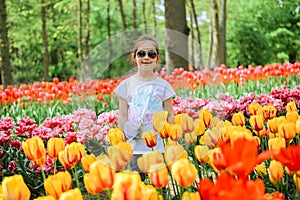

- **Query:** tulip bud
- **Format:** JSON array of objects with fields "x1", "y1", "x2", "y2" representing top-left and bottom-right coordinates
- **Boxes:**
[
  {"x1": 286, "y1": 102, "x2": 297, "y2": 112},
  {"x1": 2, "y1": 175, "x2": 31, "y2": 200},
  {"x1": 262, "y1": 105, "x2": 277, "y2": 121},
  {"x1": 255, "y1": 163, "x2": 267, "y2": 177},
  {"x1": 278, "y1": 122, "x2": 296, "y2": 142},
  {"x1": 148, "y1": 163, "x2": 169, "y2": 188},
  {"x1": 194, "y1": 145, "x2": 210, "y2": 163},
  {"x1": 248, "y1": 103, "x2": 263, "y2": 115},
  {"x1": 232, "y1": 112, "x2": 245, "y2": 126},
  {"x1": 152, "y1": 111, "x2": 168, "y2": 133},
  {"x1": 137, "y1": 150, "x2": 164, "y2": 173},
  {"x1": 268, "y1": 137, "x2": 286, "y2": 154},
  {"x1": 108, "y1": 128, "x2": 125, "y2": 145},
  {"x1": 81, "y1": 154, "x2": 97, "y2": 172},
  {"x1": 47, "y1": 137, "x2": 65, "y2": 159},
  {"x1": 58, "y1": 142, "x2": 86, "y2": 169},
  {"x1": 142, "y1": 130, "x2": 157, "y2": 148},
  {"x1": 249, "y1": 115, "x2": 264, "y2": 131},
  {"x1": 182, "y1": 191, "x2": 201, "y2": 200},
  {"x1": 175, "y1": 113, "x2": 194, "y2": 133},
  {"x1": 168, "y1": 124, "x2": 183, "y2": 141},
  {"x1": 184, "y1": 132, "x2": 197, "y2": 145},
  {"x1": 22, "y1": 136, "x2": 46, "y2": 167},
  {"x1": 171, "y1": 158, "x2": 198, "y2": 187},
  {"x1": 44, "y1": 171, "x2": 72, "y2": 199},
  {"x1": 199, "y1": 109, "x2": 212, "y2": 127},
  {"x1": 286, "y1": 111, "x2": 299, "y2": 123},
  {"x1": 269, "y1": 160, "x2": 284, "y2": 185},
  {"x1": 296, "y1": 120, "x2": 300, "y2": 135},
  {"x1": 193, "y1": 118, "x2": 206, "y2": 136},
  {"x1": 164, "y1": 143, "x2": 188, "y2": 169},
  {"x1": 59, "y1": 188, "x2": 83, "y2": 200}
]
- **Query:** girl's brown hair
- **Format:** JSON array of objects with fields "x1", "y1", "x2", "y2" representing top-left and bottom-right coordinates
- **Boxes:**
[{"x1": 130, "y1": 35, "x2": 160, "y2": 66}]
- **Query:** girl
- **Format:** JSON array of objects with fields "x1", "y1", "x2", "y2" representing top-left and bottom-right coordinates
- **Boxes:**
[{"x1": 114, "y1": 35, "x2": 175, "y2": 172}]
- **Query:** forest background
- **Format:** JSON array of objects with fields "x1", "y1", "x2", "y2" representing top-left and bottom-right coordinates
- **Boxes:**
[{"x1": 0, "y1": 0, "x2": 299, "y2": 87}]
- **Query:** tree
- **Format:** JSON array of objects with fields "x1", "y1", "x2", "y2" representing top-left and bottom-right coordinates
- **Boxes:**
[
  {"x1": 208, "y1": 0, "x2": 220, "y2": 68},
  {"x1": 77, "y1": 0, "x2": 83, "y2": 65},
  {"x1": 41, "y1": 0, "x2": 50, "y2": 81},
  {"x1": 164, "y1": 0, "x2": 189, "y2": 71},
  {"x1": 0, "y1": 0, "x2": 13, "y2": 87}
]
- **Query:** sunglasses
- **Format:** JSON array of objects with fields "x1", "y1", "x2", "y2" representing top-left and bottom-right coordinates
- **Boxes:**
[{"x1": 136, "y1": 50, "x2": 157, "y2": 59}]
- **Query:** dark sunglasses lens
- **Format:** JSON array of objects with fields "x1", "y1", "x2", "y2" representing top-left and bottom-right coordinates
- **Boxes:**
[
  {"x1": 148, "y1": 50, "x2": 157, "y2": 59},
  {"x1": 137, "y1": 50, "x2": 146, "y2": 57}
]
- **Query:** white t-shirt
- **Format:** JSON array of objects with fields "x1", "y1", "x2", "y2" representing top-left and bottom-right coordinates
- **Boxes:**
[{"x1": 114, "y1": 75, "x2": 176, "y2": 154}]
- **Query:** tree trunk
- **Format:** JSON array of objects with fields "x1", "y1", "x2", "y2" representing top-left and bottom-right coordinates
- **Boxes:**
[
  {"x1": 50, "y1": 1, "x2": 59, "y2": 67},
  {"x1": 77, "y1": 0, "x2": 83, "y2": 65},
  {"x1": 152, "y1": 0, "x2": 157, "y2": 37},
  {"x1": 164, "y1": 0, "x2": 189, "y2": 71},
  {"x1": 41, "y1": 0, "x2": 50, "y2": 81},
  {"x1": 189, "y1": 0, "x2": 203, "y2": 68},
  {"x1": 85, "y1": 0, "x2": 90, "y2": 57},
  {"x1": 189, "y1": 10, "x2": 195, "y2": 68},
  {"x1": 0, "y1": 0, "x2": 13, "y2": 87},
  {"x1": 208, "y1": 0, "x2": 220, "y2": 69},
  {"x1": 106, "y1": 0, "x2": 112, "y2": 74},
  {"x1": 117, "y1": 0, "x2": 127, "y2": 31},
  {"x1": 132, "y1": 0, "x2": 137, "y2": 29},
  {"x1": 219, "y1": 0, "x2": 226, "y2": 65},
  {"x1": 142, "y1": 0, "x2": 147, "y2": 34}
]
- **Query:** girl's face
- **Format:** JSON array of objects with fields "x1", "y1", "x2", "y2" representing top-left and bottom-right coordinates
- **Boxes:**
[{"x1": 135, "y1": 40, "x2": 159, "y2": 73}]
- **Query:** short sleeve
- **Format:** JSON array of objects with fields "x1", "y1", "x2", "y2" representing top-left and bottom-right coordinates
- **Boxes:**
[{"x1": 114, "y1": 81, "x2": 128, "y2": 101}]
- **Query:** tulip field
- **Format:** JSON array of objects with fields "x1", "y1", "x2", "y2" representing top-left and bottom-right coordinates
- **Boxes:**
[{"x1": 1, "y1": 62, "x2": 300, "y2": 200}]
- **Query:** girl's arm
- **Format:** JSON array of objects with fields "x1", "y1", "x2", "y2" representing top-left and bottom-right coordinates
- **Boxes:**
[
  {"x1": 118, "y1": 97, "x2": 128, "y2": 131},
  {"x1": 163, "y1": 97, "x2": 174, "y2": 124}
]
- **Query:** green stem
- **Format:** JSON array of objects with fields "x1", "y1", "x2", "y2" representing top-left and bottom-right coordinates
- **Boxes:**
[
  {"x1": 72, "y1": 167, "x2": 80, "y2": 189},
  {"x1": 39, "y1": 162, "x2": 46, "y2": 181},
  {"x1": 54, "y1": 159, "x2": 57, "y2": 175}
]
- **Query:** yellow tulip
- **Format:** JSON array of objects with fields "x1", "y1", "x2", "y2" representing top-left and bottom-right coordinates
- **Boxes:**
[
  {"x1": 194, "y1": 145, "x2": 211, "y2": 163},
  {"x1": 157, "y1": 122, "x2": 171, "y2": 139},
  {"x1": 286, "y1": 111, "x2": 299, "y2": 123},
  {"x1": 81, "y1": 154, "x2": 97, "y2": 172},
  {"x1": 2, "y1": 175, "x2": 30, "y2": 200},
  {"x1": 269, "y1": 160, "x2": 284, "y2": 185},
  {"x1": 47, "y1": 137, "x2": 65, "y2": 160},
  {"x1": 152, "y1": 111, "x2": 168, "y2": 133},
  {"x1": 181, "y1": 191, "x2": 201, "y2": 200},
  {"x1": 249, "y1": 115, "x2": 264, "y2": 131},
  {"x1": 248, "y1": 103, "x2": 263, "y2": 115},
  {"x1": 296, "y1": 120, "x2": 300, "y2": 135},
  {"x1": 193, "y1": 118, "x2": 206, "y2": 136},
  {"x1": 34, "y1": 196, "x2": 56, "y2": 200},
  {"x1": 58, "y1": 142, "x2": 86, "y2": 169},
  {"x1": 199, "y1": 109, "x2": 212, "y2": 127},
  {"x1": 142, "y1": 130, "x2": 157, "y2": 148},
  {"x1": 171, "y1": 158, "x2": 198, "y2": 187},
  {"x1": 174, "y1": 113, "x2": 194, "y2": 133},
  {"x1": 253, "y1": 127, "x2": 267, "y2": 137},
  {"x1": 137, "y1": 150, "x2": 164, "y2": 173},
  {"x1": 294, "y1": 172, "x2": 300, "y2": 192},
  {"x1": 278, "y1": 122, "x2": 296, "y2": 142},
  {"x1": 108, "y1": 127, "x2": 125, "y2": 145},
  {"x1": 168, "y1": 124, "x2": 183, "y2": 141},
  {"x1": 108, "y1": 141, "x2": 133, "y2": 163},
  {"x1": 262, "y1": 105, "x2": 277, "y2": 121},
  {"x1": 255, "y1": 163, "x2": 267, "y2": 177},
  {"x1": 59, "y1": 188, "x2": 83, "y2": 200},
  {"x1": 164, "y1": 143, "x2": 188, "y2": 169},
  {"x1": 232, "y1": 112, "x2": 245, "y2": 126},
  {"x1": 148, "y1": 163, "x2": 169, "y2": 188},
  {"x1": 184, "y1": 132, "x2": 197, "y2": 145},
  {"x1": 111, "y1": 171, "x2": 143, "y2": 200},
  {"x1": 22, "y1": 136, "x2": 46, "y2": 166},
  {"x1": 200, "y1": 127, "x2": 220, "y2": 147},
  {"x1": 286, "y1": 102, "x2": 297, "y2": 112},
  {"x1": 44, "y1": 171, "x2": 72, "y2": 199},
  {"x1": 268, "y1": 137, "x2": 286, "y2": 154},
  {"x1": 141, "y1": 184, "x2": 161, "y2": 200}
]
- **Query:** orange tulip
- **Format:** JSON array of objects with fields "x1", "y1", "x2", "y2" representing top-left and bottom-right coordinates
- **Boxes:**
[
  {"x1": 58, "y1": 142, "x2": 86, "y2": 169},
  {"x1": 248, "y1": 103, "x2": 263, "y2": 115},
  {"x1": 84, "y1": 160, "x2": 115, "y2": 194},
  {"x1": 111, "y1": 171, "x2": 143, "y2": 200},
  {"x1": 171, "y1": 158, "x2": 198, "y2": 187},
  {"x1": 137, "y1": 150, "x2": 164, "y2": 173},
  {"x1": 22, "y1": 136, "x2": 46, "y2": 166},
  {"x1": 232, "y1": 112, "x2": 245, "y2": 126},
  {"x1": 249, "y1": 115, "x2": 265, "y2": 131},
  {"x1": 168, "y1": 124, "x2": 183, "y2": 141},
  {"x1": 269, "y1": 160, "x2": 284, "y2": 185},
  {"x1": 59, "y1": 188, "x2": 83, "y2": 200},
  {"x1": 47, "y1": 137, "x2": 65, "y2": 159},
  {"x1": 108, "y1": 127, "x2": 125, "y2": 145},
  {"x1": 278, "y1": 122, "x2": 295, "y2": 142},
  {"x1": 174, "y1": 113, "x2": 194, "y2": 133},
  {"x1": 193, "y1": 118, "x2": 206, "y2": 136},
  {"x1": 81, "y1": 154, "x2": 97, "y2": 172},
  {"x1": 268, "y1": 137, "x2": 286, "y2": 154},
  {"x1": 182, "y1": 191, "x2": 201, "y2": 200},
  {"x1": 44, "y1": 171, "x2": 72, "y2": 199},
  {"x1": 164, "y1": 143, "x2": 188, "y2": 169},
  {"x1": 199, "y1": 109, "x2": 212, "y2": 127},
  {"x1": 286, "y1": 102, "x2": 297, "y2": 112},
  {"x1": 286, "y1": 111, "x2": 299, "y2": 122},
  {"x1": 2, "y1": 175, "x2": 30, "y2": 200},
  {"x1": 142, "y1": 130, "x2": 157, "y2": 148},
  {"x1": 273, "y1": 145, "x2": 300, "y2": 172},
  {"x1": 148, "y1": 163, "x2": 169, "y2": 188},
  {"x1": 262, "y1": 105, "x2": 277, "y2": 121},
  {"x1": 194, "y1": 145, "x2": 211, "y2": 163}
]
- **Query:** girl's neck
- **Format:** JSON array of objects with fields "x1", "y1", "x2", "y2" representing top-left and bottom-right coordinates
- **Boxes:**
[{"x1": 134, "y1": 71, "x2": 157, "y2": 81}]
